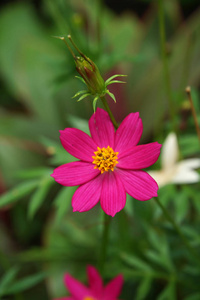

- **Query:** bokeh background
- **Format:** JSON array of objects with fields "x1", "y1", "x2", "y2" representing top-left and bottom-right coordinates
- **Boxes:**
[{"x1": 0, "y1": 0, "x2": 200, "y2": 299}]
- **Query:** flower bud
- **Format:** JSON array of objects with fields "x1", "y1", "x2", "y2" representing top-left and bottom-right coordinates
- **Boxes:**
[
  {"x1": 75, "y1": 56, "x2": 105, "y2": 95},
  {"x1": 56, "y1": 35, "x2": 126, "y2": 111}
]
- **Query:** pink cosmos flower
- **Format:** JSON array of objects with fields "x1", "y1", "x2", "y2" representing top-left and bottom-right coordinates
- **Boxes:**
[
  {"x1": 51, "y1": 108, "x2": 161, "y2": 217},
  {"x1": 55, "y1": 265, "x2": 123, "y2": 300}
]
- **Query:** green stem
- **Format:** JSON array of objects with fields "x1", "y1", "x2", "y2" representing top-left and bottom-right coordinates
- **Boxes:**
[
  {"x1": 154, "y1": 197, "x2": 200, "y2": 265},
  {"x1": 98, "y1": 213, "x2": 112, "y2": 274},
  {"x1": 158, "y1": 0, "x2": 176, "y2": 133},
  {"x1": 100, "y1": 96, "x2": 119, "y2": 129},
  {"x1": 96, "y1": 96, "x2": 118, "y2": 274},
  {"x1": 185, "y1": 86, "x2": 200, "y2": 142}
]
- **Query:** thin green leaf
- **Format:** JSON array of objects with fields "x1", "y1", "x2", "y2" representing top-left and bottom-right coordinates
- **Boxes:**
[
  {"x1": 174, "y1": 188, "x2": 190, "y2": 223},
  {"x1": 105, "y1": 74, "x2": 127, "y2": 85},
  {"x1": 28, "y1": 177, "x2": 54, "y2": 219},
  {"x1": 157, "y1": 281, "x2": 176, "y2": 300},
  {"x1": 75, "y1": 76, "x2": 86, "y2": 85},
  {"x1": 145, "y1": 250, "x2": 174, "y2": 272},
  {"x1": 93, "y1": 96, "x2": 99, "y2": 112},
  {"x1": 136, "y1": 277, "x2": 152, "y2": 300},
  {"x1": 15, "y1": 167, "x2": 53, "y2": 180},
  {"x1": 145, "y1": 230, "x2": 175, "y2": 272},
  {"x1": 77, "y1": 93, "x2": 91, "y2": 102},
  {"x1": 0, "y1": 266, "x2": 20, "y2": 296},
  {"x1": 72, "y1": 90, "x2": 88, "y2": 98},
  {"x1": 106, "y1": 80, "x2": 126, "y2": 86},
  {"x1": 120, "y1": 252, "x2": 152, "y2": 271},
  {"x1": 8, "y1": 272, "x2": 46, "y2": 294},
  {"x1": 106, "y1": 91, "x2": 116, "y2": 102},
  {"x1": 0, "y1": 180, "x2": 39, "y2": 208},
  {"x1": 54, "y1": 186, "x2": 77, "y2": 223}
]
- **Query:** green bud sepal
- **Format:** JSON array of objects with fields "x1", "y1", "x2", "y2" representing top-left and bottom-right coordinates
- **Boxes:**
[
  {"x1": 105, "y1": 74, "x2": 127, "y2": 86},
  {"x1": 73, "y1": 74, "x2": 126, "y2": 111}
]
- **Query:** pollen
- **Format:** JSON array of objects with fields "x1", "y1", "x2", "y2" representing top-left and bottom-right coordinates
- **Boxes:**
[
  {"x1": 84, "y1": 297, "x2": 96, "y2": 300},
  {"x1": 92, "y1": 146, "x2": 119, "y2": 173}
]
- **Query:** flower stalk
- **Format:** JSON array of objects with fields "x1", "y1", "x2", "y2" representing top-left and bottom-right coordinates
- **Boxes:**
[
  {"x1": 98, "y1": 213, "x2": 112, "y2": 274},
  {"x1": 185, "y1": 86, "x2": 200, "y2": 142},
  {"x1": 158, "y1": 0, "x2": 176, "y2": 133},
  {"x1": 96, "y1": 97, "x2": 116, "y2": 274},
  {"x1": 155, "y1": 197, "x2": 200, "y2": 266},
  {"x1": 100, "y1": 96, "x2": 119, "y2": 129}
]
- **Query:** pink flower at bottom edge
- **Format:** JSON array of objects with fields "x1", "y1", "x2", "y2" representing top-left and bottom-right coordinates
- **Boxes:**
[
  {"x1": 51, "y1": 108, "x2": 161, "y2": 217},
  {"x1": 54, "y1": 265, "x2": 123, "y2": 300}
]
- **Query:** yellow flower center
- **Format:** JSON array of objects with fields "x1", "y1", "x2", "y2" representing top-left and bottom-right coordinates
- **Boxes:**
[
  {"x1": 84, "y1": 297, "x2": 96, "y2": 300},
  {"x1": 92, "y1": 146, "x2": 119, "y2": 174}
]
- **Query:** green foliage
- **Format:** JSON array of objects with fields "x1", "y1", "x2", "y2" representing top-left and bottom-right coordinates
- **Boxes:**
[
  {"x1": 0, "y1": 180, "x2": 39, "y2": 208},
  {"x1": 0, "y1": 266, "x2": 46, "y2": 297}
]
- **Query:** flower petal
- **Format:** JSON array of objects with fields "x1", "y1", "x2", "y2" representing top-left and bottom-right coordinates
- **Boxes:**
[
  {"x1": 100, "y1": 172, "x2": 126, "y2": 217},
  {"x1": 172, "y1": 167, "x2": 200, "y2": 184},
  {"x1": 87, "y1": 266, "x2": 103, "y2": 296},
  {"x1": 117, "y1": 169, "x2": 158, "y2": 200},
  {"x1": 177, "y1": 158, "x2": 200, "y2": 170},
  {"x1": 54, "y1": 298, "x2": 73, "y2": 300},
  {"x1": 118, "y1": 142, "x2": 162, "y2": 169},
  {"x1": 51, "y1": 161, "x2": 100, "y2": 186},
  {"x1": 161, "y1": 132, "x2": 178, "y2": 170},
  {"x1": 60, "y1": 128, "x2": 97, "y2": 162},
  {"x1": 89, "y1": 108, "x2": 115, "y2": 148},
  {"x1": 72, "y1": 175, "x2": 102, "y2": 212},
  {"x1": 103, "y1": 274, "x2": 123, "y2": 300},
  {"x1": 114, "y1": 112, "x2": 143, "y2": 152},
  {"x1": 64, "y1": 274, "x2": 90, "y2": 299}
]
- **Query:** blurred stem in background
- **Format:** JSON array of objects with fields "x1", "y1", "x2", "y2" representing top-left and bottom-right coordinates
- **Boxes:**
[
  {"x1": 96, "y1": 0, "x2": 103, "y2": 51},
  {"x1": 158, "y1": 0, "x2": 177, "y2": 133},
  {"x1": 0, "y1": 249, "x2": 10, "y2": 271},
  {"x1": 185, "y1": 86, "x2": 200, "y2": 142},
  {"x1": 97, "y1": 213, "x2": 112, "y2": 274},
  {"x1": 155, "y1": 197, "x2": 200, "y2": 266}
]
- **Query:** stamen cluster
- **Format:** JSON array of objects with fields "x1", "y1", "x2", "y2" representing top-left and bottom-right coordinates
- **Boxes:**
[{"x1": 92, "y1": 146, "x2": 119, "y2": 173}]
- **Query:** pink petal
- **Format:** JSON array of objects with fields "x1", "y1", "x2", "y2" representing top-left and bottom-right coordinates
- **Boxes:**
[
  {"x1": 89, "y1": 108, "x2": 115, "y2": 148},
  {"x1": 87, "y1": 266, "x2": 103, "y2": 296},
  {"x1": 103, "y1": 274, "x2": 123, "y2": 300},
  {"x1": 72, "y1": 175, "x2": 103, "y2": 212},
  {"x1": 64, "y1": 274, "x2": 90, "y2": 299},
  {"x1": 114, "y1": 112, "x2": 143, "y2": 152},
  {"x1": 60, "y1": 128, "x2": 97, "y2": 162},
  {"x1": 118, "y1": 142, "x2": 162, "y2": 169},
  {"x1": 100, "y1": 172, "x2": 126, "y2": 217},
  {"x1": 117, "y1": 169, "x2": 158, "y2": 200},
  {"x1": 51, "y1": 162, "x2": 100, "y2": 186},
  {"x1": 54, "y1": 298, "x2": 73, "y2": 300}
]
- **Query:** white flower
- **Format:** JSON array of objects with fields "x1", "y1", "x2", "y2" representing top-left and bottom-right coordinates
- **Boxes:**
[{"x1": 148, "y1": 133, "x2": 200, "y2": 187}]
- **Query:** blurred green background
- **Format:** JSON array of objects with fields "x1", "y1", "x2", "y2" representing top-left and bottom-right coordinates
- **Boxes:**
[{"x1": 0, "y1": 0, "x2": 200, "y2": 299}]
